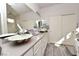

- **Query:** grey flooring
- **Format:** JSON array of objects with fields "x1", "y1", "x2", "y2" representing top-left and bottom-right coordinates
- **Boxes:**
[{"x1": 44, "y1": 43, "x2": 77, "y2": 56}]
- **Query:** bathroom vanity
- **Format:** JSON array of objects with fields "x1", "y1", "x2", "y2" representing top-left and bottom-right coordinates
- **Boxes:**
[{"x1": 1, "y1": 32, "x2": 48, "y2": 56}]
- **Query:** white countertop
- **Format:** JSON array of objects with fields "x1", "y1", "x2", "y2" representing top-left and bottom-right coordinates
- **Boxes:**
[
  {"x1": 0, "y1": 33, "x2": 17, "y2": 38},
  {"x1": 1, "y1": 33, "x2": 45, "y2": 56}
]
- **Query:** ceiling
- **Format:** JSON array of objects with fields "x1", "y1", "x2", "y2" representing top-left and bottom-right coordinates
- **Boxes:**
[
  {"x1": 8, "y1": 3, "x2": 32, "y2": 14},
  {"x1": 7, "y1": 4, "x2": 19, "y2": 18},
  {"x1": 7, "y1": 3, "x2": 32, "y2": 18},
  {"x1": 36, "y1": 3, "x2": 59, "y2": 8},
  {"x1": 7, "y1": 3, "x2": 60, "y2": 18}
]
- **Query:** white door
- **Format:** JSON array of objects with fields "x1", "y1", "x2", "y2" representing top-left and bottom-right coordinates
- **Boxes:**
[{"x1": 48, "y1": 16, "x2": 63, "y2": 43}]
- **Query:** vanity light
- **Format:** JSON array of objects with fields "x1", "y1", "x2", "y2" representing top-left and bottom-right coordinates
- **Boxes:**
[{"x1": 7, "y1": 18, "x2": 15, "y2": 23}]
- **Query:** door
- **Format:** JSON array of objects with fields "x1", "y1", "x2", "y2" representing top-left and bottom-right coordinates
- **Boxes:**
[{"x1": 48, "y1": 16, "x2": 63, "y2": 43}]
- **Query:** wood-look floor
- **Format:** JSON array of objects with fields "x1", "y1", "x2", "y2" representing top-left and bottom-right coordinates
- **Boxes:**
[{"x1": 44, "y1": 43, "x2": 77, "y2": 56}]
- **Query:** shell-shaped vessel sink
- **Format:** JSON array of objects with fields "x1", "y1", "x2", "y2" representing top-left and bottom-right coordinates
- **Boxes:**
[{"x1": 7, "y1": 34, "x2": 33, "y2": 42}]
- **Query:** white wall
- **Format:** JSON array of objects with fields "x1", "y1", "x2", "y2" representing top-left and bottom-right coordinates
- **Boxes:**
[
  {"x1": 15, "y1": 11, "x2": 40, "y2": 29},
  {"x1": 0, "y1": 15, "x2": 1, "y2": 34}
]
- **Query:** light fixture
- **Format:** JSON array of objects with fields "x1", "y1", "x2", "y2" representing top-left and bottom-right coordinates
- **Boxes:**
[{"x1": 7, "y1": 18, "x2": 15, "y2": 23}]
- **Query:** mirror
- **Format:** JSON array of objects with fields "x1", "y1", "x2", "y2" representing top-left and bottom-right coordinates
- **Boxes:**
[
  {"x1": 6, "y1": 3, "x2": 49, "y2": 34},
  {"x1": 6, "y1": 3, "x2": 40, "y2": 33}
]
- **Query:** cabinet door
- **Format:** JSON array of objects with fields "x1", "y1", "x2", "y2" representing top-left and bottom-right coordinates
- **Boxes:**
[
  {"x1": 33, "y1": 33, "x2": 48, "y2": 56},
  {"x1": 33, "y1": 40, "x2": 42, "y2": 56},
  {"x1": 24, "y1": 48, "x2": 33, "y2": 56},
  {"x1": 34, "y1": 46, "x2": 42, "y2": 56},
  {"x1": 41, "y1": 33, "x2": 48, "y2": 55},
  {"x1": 34, "y1": 40, "x2": 41, "y2": 53}
]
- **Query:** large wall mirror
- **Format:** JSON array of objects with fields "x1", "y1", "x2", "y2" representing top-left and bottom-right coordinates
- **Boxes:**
[{"x1": 6, "y1": 3, "x2": 41, "y2": 33}]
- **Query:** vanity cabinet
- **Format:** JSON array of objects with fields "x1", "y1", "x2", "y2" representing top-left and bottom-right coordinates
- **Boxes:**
[
  {"x1": 33, "y1": 33, "x2": 48, "y2": 56},
  {"x1": 34, "y1": 45, "x2": 42, "y2": 56},
  {"x1": 41, "y1": 33, "x2": 48, "y2": 55},
  {"x1": 34, "y1": 39, "x2": 42, "y2": 56},
  {"x1": 24, "y1": 33, "x2": 48, "y2": 56},
  {"x1": 1, "y1": 33, "x2": 48, "y2": 56}
]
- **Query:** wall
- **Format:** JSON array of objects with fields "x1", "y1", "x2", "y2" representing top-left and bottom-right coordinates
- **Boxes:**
[
  {"x1": 0, "y1": 3, "x2": 8, "y2": 34},
  {"x1": 0, "y1": 15, "x2": 1, "y2": 34},
  {"x1": 38, "y1": 3, "x2": 78, "y2": 44},
  {"x1": 0, "y1": 5, "x2": 1, "y2": 35},
  {"x1": 15, "y1": 11, "x2": 40, "y2": 30}
]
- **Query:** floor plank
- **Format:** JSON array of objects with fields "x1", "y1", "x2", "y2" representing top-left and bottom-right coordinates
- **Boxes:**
[{"x1": 44, "y1": 43, "x2": 77, "y2": 56}]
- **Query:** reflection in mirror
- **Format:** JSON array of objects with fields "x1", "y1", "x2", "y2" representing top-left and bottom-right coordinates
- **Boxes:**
[
  {"x1": 34, "y1": 19, "x2": 49, "y2": 31},
  {"x1": 7, "y1": 18, "x2": 15, "y2": 23},
  {"x1": 7, "y1": 18, "x2": 16, "y2": 33},
  {"x1": 27, "y1": 3, "x2": 49, "y2": 31},
  {"x1": 7, "y1": 3, "x2": 40, "y2": 33},
  {"x1": 6, "y1": 4, "x2": 17, "y2": 33},
  {"x1": 7, "y1": 3, "x2": 49, "y2": 34},
  {"x1": 14, "y1": 3, "x2": 40, "y2": 30}
]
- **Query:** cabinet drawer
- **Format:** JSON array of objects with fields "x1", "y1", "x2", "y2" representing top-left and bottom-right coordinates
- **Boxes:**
[
  {"x1": 24, "y1": 48, "x2": 33, "y2": 56},
  {"x1": 34, "y1": 40, "x2": 41, "y2": 53}
]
